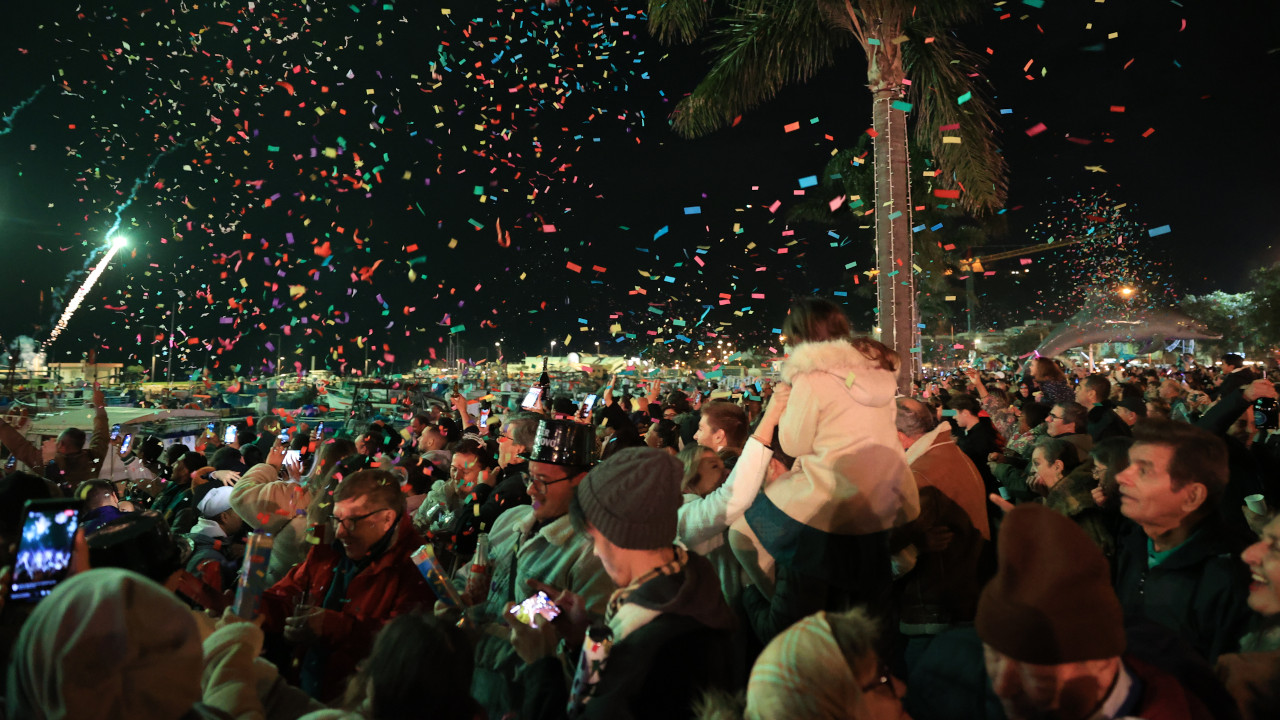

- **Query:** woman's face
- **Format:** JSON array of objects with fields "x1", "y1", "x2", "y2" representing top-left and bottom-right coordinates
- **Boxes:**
[
  {"x1": 687, "y1": 451, "x2": 727, "y2": 496},
  {"x1": 1031, "y1": 448, "x2": 1063, "y2": 489},
  {"x1": 450, "y1": 452, "x2": 481, "y2": 485},
  {"x1": 1242, "y1": 515, "x2": 1280, "y2": 616},
  {"x1": 853, "y1": 654, "x2": 909, "y2": 720},
  {"x1": 644, "y1": 423, "x2": 662, "y2": 448}
]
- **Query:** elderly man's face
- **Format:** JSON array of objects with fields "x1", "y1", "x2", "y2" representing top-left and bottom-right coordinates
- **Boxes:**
[
  {"x1": 984, "y1": 644, "x2": 1116, "y2": 720},
  {"x1": 1115, "y1": 442, "x2": 1202, "y2": 530}
]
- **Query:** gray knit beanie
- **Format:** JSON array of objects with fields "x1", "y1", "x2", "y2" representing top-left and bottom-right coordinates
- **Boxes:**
[{"x1": 576, "y1": 446, "x2": 683, "y2": 550}]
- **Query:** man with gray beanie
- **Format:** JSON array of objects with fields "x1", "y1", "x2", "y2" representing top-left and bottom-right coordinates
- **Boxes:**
[{"x1": 510, "y1": 446, "x2": 737, "y2": 719}]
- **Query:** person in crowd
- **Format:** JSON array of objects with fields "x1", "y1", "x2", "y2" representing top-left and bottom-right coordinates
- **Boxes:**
[
  {"x1": 731, "y1": 297, "x2": 918, "y2": 599},
  {"x1": 1216, "y1": 512, "x2": 1280, "y2": 720},
  {"x1": 975, "y1": 503, "x2": 1213, "y2": 720},
  {"x1": 1213, "y1": 353, "x2": 1259, "y2": 401},
  {"x1": 260, "y1": 468, "x2": 436, "y2": 702},
  {"x1": 1114, "y1": 396, "x2": 1148, "y2": 427},
  {"x1": 297, "y1": 613, "x2": 482, "y2": 720},
  {"x1": 5, "y1": 567, "x2": 262, "y2": 719},
  {"x1": 417, "y1": 423, "x2": 448, "y2": 453},
  {"x1": 1159, "y1": 379, "x2": 1195, "y2": 423},
  {"x1": 476, "y1": 413, "x2": 538, "y2": 531},
  {"x1": 679, "y1": 444, "x2": 728, "y2": 497},
  {"x1": 0, "y1": 383, "x2": 109, "y2": 492},
  {"x1": 420, "y1": 434, "x2": 499, "y2": 567},
  {"x1": 253, "y1": 414, "x2": 284, "y2": 455},
  {"x1": 186, "y1": 483, "x2": 245, "y2": 590},
  {"x1": 1077, "y1": 373, "x2": 1132, "y2": 441},
  {"x1": 644, "y1": 417, "x2": 681, "y2": 455},
  {"x1": 454, "y1": 417, "x2": 615, "y2": 718},
  {"x1": 987, "y1": 402, "x2": 1051, "y2": 497},
  {"x1": 153, "y1": 451, "x2": 208, "y2": 533},
  {"x1": 509, "y1": 446, "x2": 737, "y2": 720},
  {"x1": 1031, "y1": 436, "x2": 1116, "y2": 562},
  {"x1": 946, "y1": 393, "x2": 1001, "y2": 493},
  {"x1": 77, "y1": 478, "x2": 127, "y2": 533},
  {"x1": 726, "y1": 608, "x2": 909, "y2": 720},
  {"x1": 231, "y1": 438, "x2": 357, "y2": 586},
  {"x1": 1088, "y1": 436, "x2": 1135, "y2": 512},
  {"x1": 1028, "y1": 357, "x2": 1075, "y2": 405},
  {"x1": 694, "y1": 399, "x2": 749, "y2": 454},
  {"x1": 1046, "y1": 401, "x2": 1093, "y2": 463},
  {"x1": 890, "y1": 397, "x2": 991, "y2": 668},
  {"x1": 1113, "y1": 420, "x2": 1253, "y2": 661}
]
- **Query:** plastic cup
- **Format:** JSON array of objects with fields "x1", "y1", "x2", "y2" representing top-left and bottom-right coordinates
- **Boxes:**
[
  {"x1": 1245, "y1": 494, "x2": 1268, "y2": 515},
  {"x1": 998, "y1": 487, "x2": 1011, "y2": 500}
]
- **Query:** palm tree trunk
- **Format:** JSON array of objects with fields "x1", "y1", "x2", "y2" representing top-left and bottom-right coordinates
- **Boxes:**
[{"x1": 871, "y1": 89, "x2": 916, "y2": 393}]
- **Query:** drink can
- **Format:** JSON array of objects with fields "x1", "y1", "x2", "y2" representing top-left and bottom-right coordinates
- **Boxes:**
[{"x1": 231, "y1": 532, "x2": 274, "y2": 618}]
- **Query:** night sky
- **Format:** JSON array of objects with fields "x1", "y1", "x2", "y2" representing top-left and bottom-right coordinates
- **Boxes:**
[{"x1": 0, "y1": 0, "x2": 1277, "y2": 378}]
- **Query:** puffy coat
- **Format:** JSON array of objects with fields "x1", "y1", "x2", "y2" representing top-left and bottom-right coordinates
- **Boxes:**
[{"x1": 764, "y1": 339, "x2": 918, "y2": 537}]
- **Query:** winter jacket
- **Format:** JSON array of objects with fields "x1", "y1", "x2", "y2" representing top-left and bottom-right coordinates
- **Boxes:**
[
  {"x1": 1114, "y1": 517, "x2": 1253, "y2": 662},
  {"x1": 761, "y1": 339, "x2": 918, "y2": 538},
  {"x1": 186, "y1": 522, "x2": 241, "y2": 591},
  {"x1": 1087, "y1": 404, "x2": 1132, "y2": 442},
  {"x1": 82, "y1": 504, "x2": 126, "y2": 534},
  {"x1": 228, "y1": 462, "x2": 311, "y2": 586},
  {"x1": 521, "y1": 551, "x2": 737, "y2": 720},
  {"x1": 201, "y1": 621, "x2": 323, "y2": 720},
  {"x1": 891, "y1": 424, "x2": 991, "y2": 630},
  {"x1": 1043, "y1": 460, "x2": 1116, "y2": 564},
  {"x1": 260, "y1": 515, "x2": 435, "y2": 702},
  {"x1": 465, "y1": 505, "x2": 616, "y2": 718},
  {"x1": 478, "y1": 461, "x2": 533, "y2": 533},
  {"x1": 1037, "y1": 378, "x2": 1075, "y2": 405}
]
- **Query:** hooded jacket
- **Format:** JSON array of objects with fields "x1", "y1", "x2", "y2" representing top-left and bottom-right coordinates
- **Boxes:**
[
  {"x1": 4, "y1": 568, "x2": 231, "y2": 720},
  {"x1": 764, "y1": 339, "x2": 918, "y2": 537},
  {"x1": 521, "y1": 551, "x2": 737, "y2": 720},
  {"x1": 228, "y1": 462, "x2": 311, "y2": 586}
]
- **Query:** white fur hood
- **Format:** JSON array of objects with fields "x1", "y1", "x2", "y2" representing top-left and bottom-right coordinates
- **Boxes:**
[{"x1": 781, "y1": 339, "x2": 898, "y2": 409}]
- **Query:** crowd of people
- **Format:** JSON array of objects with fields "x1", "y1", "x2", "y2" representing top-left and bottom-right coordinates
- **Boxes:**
[{"x1": 0, "y1": 295, "x2": 1278, "y2": 720}]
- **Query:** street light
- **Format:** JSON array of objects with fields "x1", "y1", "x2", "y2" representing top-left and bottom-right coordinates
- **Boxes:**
[
  {"x1": 550, "y1": 340, "x2": 556, "y2": 357},
  {"x1": 1118, "y1": 286, "x2": 1135, "y2": 299}
]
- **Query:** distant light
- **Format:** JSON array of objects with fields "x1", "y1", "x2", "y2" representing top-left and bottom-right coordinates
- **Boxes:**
[{"x1": 1119, "y1": 286, "x2": 1135, "y2": 298}]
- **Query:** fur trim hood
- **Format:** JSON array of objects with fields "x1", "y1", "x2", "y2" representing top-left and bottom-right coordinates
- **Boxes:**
[{"x1": 781, "y1": 339, "x2": 898, "y2": 408}]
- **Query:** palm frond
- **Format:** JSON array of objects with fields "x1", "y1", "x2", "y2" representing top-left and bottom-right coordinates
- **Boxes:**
[
  {"x1": 904, "y1": 31, "x2": 1007, "y2": 213},
  {"x1": 648, "y1": 0, "x2": 718, "y2": 45},
  {"x1": 669, "y1": 0, "x2": 849, "y2": 138}
]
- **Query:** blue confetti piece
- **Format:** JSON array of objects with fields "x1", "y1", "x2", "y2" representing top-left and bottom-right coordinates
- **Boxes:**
[
  {"x1": 798, "y1": 175, "x2": 818, "y2": 188},
  {"x1": 684, "y1": 206, "x2": 701, "y2": 215},
  {"x1": 1148, "y1": 225, "x2": 1172, "y2": 237},
  {"x1": 654, "y1": 226, "x2": 669, "y2": 239}
]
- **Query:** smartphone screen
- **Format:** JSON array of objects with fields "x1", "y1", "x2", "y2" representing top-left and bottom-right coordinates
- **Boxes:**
[
  {"x1": 520, "y1": 387, "x2": 543, "y2": 410},
  {"x1": 509, "y1": 590, "x2": 561, "y2": 627},
  {"x1": 579, "y1": 394, "x2": 597, "y2": 420},
  {"x1": 4, "y1": 455, "x2": 17, "y2": 471},
  {"x1": 316, "y1": 422, "x2": 325, "y2": 437},
  {"x1": 110, "y1": 424, "x2": 122, "y2": 441},
  {"x1": 284, "y1": 449, "x2": 302, "y2": 465},
  {"x1": 119, "y1": 434, "x2": 133, "y2": 456},
  {"x1": 10, "y1": 499, "x2": 82, "y2": 602},
  {"x1": 480, "y1": 409, "x2": 490, "y2": 424},
  {"x1": 278, "y1": 428, "x2": 290, "y2": 444},
  {"x1": 223, "y1": 426, "x2": 238, "y2": 444}
]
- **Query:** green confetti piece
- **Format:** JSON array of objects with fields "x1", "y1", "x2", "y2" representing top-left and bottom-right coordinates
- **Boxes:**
[
  {"x1": 891, "y1": 100, "x2": 913, "y2": 112},
  {"x1": 957, "y1": 92, "x2": 972, "y2": 105}
]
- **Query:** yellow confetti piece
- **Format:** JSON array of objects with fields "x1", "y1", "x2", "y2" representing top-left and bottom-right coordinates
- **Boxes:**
[{"x1": 942, "y1": 136, "x2": 961, "y2": 144}]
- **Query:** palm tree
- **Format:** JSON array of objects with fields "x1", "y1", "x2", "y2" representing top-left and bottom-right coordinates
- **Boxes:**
[{"x1": 649, "y1": 0, "x2": 1007, "y2": 391}]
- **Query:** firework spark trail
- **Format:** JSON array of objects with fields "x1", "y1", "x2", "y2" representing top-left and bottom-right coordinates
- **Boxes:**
[
  {"x1": 0, "y1": 85, "x2": 44, "y2": 136},
  {"x1": 45, "y1": 141, "x2": 188, "y2": 346}
]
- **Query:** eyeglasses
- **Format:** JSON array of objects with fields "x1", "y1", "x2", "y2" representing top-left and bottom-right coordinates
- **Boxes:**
[
  {"x1": 1047, "y1": 413, "x2": 1063, "y2": 421},
  {"x1": 524, "y1": 473, "x2": 572, "y2": 494},
  {"x1": 860, "y1": 661, "x2": 895, "y2": 694},
  {"x1": 330, "y1": 508, "x2": 393, "y2": 533}
]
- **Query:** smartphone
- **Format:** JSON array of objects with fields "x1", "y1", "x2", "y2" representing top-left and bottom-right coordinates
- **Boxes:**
[
  {"x1": 316, "y1": 422, "x2": 325, "y2": 437},
  {"x1": 278, "y1": 428, "x2": 290, "y2": 444},
  {"x1": 4, "y1": 455, "x2": 17, "y2": 471},
  {"x1": 520, "y1": 386, "x2": 543, "y2": 410},
  {"x1": 578, "y1": 394, "x2": 597, "y2": 420},
  {"x1": 284, "y1": 449, "x2": 302, "y2": 465},
  {"x1": 480, "y1": 408, "x2": 490, "y2": 425},
  {"x1": 509, "y1": 590, "x2": 561, "y2": 627},
  {"x1": 9, "y1": 498, "x2": 83, "y2": 602},
  {"x1": 110, "y1": 424, "x2": 122, "y2": 441},
  {"x1": 119, "y1": 434, "x2": 133, "y2": 456},
  {"x1": 223, "y1": 425, "x2": 238, "y2": 444}
]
